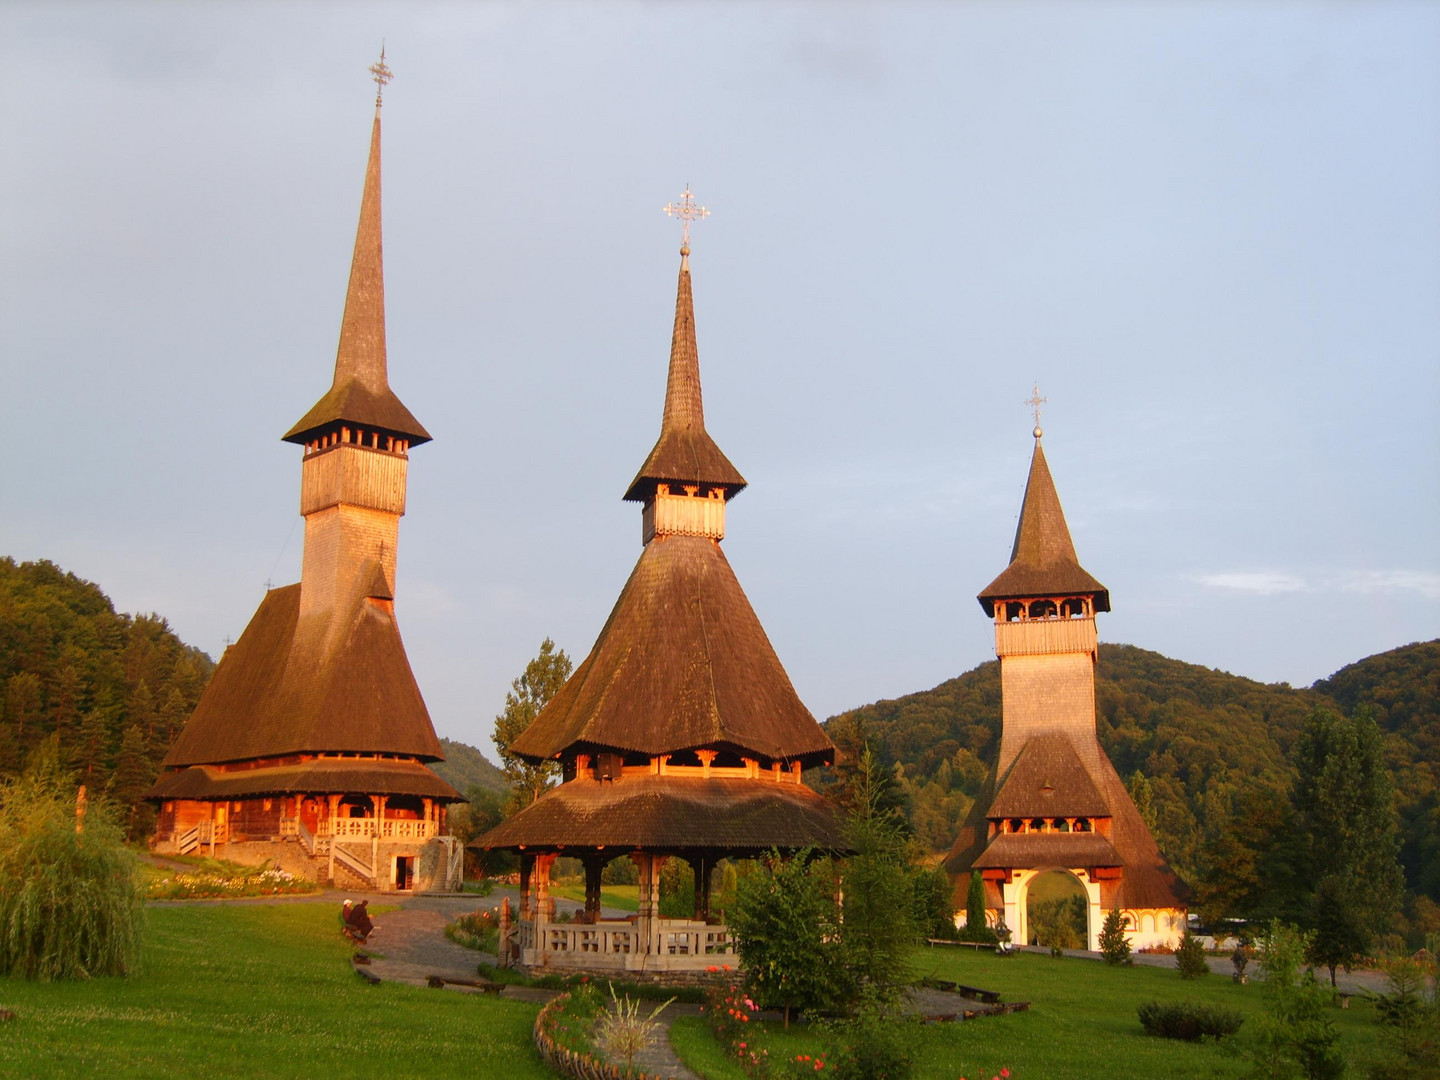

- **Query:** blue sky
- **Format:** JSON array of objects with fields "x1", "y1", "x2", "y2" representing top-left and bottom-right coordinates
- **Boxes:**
[{"x1": 2, "y1": 2, "x2": 1436, "y2": 756}]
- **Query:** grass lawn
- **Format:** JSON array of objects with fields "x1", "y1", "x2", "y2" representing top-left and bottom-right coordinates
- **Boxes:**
[
  {"x1": 548, "y1": 883, "x2": 639, "y2": 912},
  {"x1": 0, "y1": 902, "x2": 550, "y2": 1080},
  {"x1": 673, "y1": 947, "x2": 1388, "y2": 1080}
]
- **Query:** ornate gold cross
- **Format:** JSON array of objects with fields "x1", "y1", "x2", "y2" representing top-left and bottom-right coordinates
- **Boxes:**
[
  {"x1": 370, "y1": 47, "x2": 393, "y2": 108},
  {"x1": 1025, "y1": 383, "x2": 1048, "y2": 438},
  {"x1": 663, "y1": 186, "x2": 710, "y2": 250}
]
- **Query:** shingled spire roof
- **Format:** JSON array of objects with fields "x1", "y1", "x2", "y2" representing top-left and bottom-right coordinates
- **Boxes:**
[
  {"x1": 283, "y1": 106, "x2": 430, "y2": 446},
  {"x1": 623, "y1": 248, "x2": 746, "y2": 501},
  {"x1": 978, "y1": 436, "x2": 1109, "y2": 614}
]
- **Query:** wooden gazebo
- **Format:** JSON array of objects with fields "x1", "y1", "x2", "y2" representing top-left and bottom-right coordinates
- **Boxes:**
[{"x1": 475, "y1": 213, "x2": 842, "y2": 973}]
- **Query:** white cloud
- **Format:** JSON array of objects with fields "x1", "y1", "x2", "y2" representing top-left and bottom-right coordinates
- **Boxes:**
[
  {"x1": 1192, "y1": 568, "x2": 1440, "y2": 601},
  {"x1": 1336, "y1": 570, "x2": 1440, "y2": 601},
  {"x1": 1193, "y1": 571, "x2": 1309, "y2": 595}
]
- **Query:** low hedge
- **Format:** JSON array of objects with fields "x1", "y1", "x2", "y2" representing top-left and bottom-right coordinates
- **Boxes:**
[{"x1": 1137, "y1": 1000, "x2": 1244, "y2": 1041}]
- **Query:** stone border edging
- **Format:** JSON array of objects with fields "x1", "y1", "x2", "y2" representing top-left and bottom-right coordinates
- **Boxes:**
[{"x1": 534, "y1": 992, "x2": 670, "y2": 1080}]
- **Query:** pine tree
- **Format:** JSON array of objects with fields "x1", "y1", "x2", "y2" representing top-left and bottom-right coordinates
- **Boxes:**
[
  {"x1": 110, "y1": 724, "x2": 156, "y2": 840},
  {"x1": 1291, "y1": 706, "x2": 1404, "y2": 984},
  {"x1": 1099, "y1": 908, "x2": 1131, "y2": 965}
]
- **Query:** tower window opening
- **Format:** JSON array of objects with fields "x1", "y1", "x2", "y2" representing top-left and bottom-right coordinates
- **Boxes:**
[
  {"x1": 1062, "y1": 597, "x2": 1087, "y2": 618},
  {"x1": 1056, "y1": 818, "x2": 1071, "y2": 832},
  {"x1": 1029, "y1": 599, "x2": 1058, "y2": 619},
  {"x1": 1010, "y1": 818, "x2": 1024, "y2": 833},
  {"x1": 1005, "y1": 602, "x2": 1024, "y2": 622},
  {"x1": 1030, "y1": 817, "x2": 1046, "y2": 832},
  {"x1": 1075, "y1": 818, "x2": 1091, "y2": 832}
]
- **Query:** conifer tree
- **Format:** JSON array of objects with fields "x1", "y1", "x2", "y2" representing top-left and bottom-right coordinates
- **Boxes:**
[
  {"x1": 1291, "y1": 707, "x2": 1404, "y2": 985},
  {"x1": 1099, "y1": 908, "x2": 1131, "y2": 965}
]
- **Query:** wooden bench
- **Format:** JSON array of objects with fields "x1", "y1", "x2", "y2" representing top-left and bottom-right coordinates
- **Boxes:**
[{"x1": 926, "y1": 939, "x2": 993, "y2": 951}]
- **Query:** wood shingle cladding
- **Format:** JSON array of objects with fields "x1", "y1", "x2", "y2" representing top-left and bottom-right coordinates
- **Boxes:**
[
  {"x1": 986, "y1": 731, "x2": 1108, "y2": 819},
  {"x1": 149, "y1": 757, "x2": 460, "y2": 802},
  {"x1": 475, "y1": 240, "x2": 839, "y2": 969},
  {"x1": 509, "y1": 534, "x2": 835, "y2": 768},
  {"x1": 948, "y1": 431, "x2": 1185, "y2": 944},
  {"x1": 160, "y1": 579, "x2": 444, "y2": 766},
  {"x1": 148, "y1": 81, "x2": 461, "y2": 892},
  {"x1": 476, "y1": 774, "x2": 843, "y2": 852},
  {"x1": 978, "y1": 443, "x2": 1109, "y2": 614},
  {"x1": 283, "y1": 113, "x2": 429, "y2": 447},
  {"x1": 623, "y1": 255, "x2": 746, "y2": 502}
]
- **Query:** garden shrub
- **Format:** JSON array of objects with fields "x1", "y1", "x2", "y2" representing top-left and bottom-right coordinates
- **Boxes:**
[
  {"x1": 445, "y1": 908, "x2": 500, "y2": 952},
  {"x1": 0, "y1": 740, "x2": 142, "y2": 980},
  {"x1": 1137, "y1": 1000, "x2": 1243, "y2": 1041},
  {"x1": 824, "y1": 990, "x2": 914, "y2": 1080},
  {"x1": 1175, "y1": 931, "x2": 1210, "y2": 979}
]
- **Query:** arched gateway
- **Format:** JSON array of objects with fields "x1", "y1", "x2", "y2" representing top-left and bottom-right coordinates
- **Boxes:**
[
  {"x1": 946, "y1": 415, "x2": 1187, "y2": 951},
  {"x1": 474, "y1": 207, "x2": 843, "y2": 974}
]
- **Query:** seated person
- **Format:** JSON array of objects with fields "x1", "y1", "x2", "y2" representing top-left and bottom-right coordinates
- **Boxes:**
[{"x1": 341, "y1": 899, "x2": 375, "y2": 943}]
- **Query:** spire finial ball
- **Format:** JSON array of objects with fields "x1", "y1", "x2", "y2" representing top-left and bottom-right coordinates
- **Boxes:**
[{"x1": 1034, "y1": 425, "x2": 1043, "y2": 440}]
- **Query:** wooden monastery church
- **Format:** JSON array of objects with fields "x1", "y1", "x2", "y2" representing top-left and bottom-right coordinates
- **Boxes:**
[
  {"x1": 147, "y1": 59, "x2": 464, "y2": 893},
  {"x1": 472, "y1": 206, "x2": 845, "y2": 973},
  {"x1": 945, "y1": 417, "x2": 1188, "y2": 949}
]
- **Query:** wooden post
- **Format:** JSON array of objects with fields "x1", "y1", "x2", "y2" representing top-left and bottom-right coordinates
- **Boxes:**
[
  {"x1": 75, "y1": 785, "x2": 87, "y2": 834},
  {"x1": 498, "y1": 897, "x2": 512, "y2": 967},
  {"x1": 583, "y1": 853, "x2": 603, "y2": 922},
  {"x1": 519, "y1": 853, "x2": 533, "y2": 919}
]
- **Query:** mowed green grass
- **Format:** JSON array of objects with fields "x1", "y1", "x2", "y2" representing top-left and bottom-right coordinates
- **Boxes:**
[
  {"x1": 0, "y1": 903, "x2": 550, "y2": 1080},
  {"x1": 673, "y1": 946, "x2": 1387, "y2": 1080},
  {"x1": 548, "y1": 883, "x2": 640, "y2": 912}
]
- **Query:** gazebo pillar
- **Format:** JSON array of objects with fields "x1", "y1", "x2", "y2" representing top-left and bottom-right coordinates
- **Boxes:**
[
  {"x1": 534, "y1": 853, "x2": 557, "y2": 919},
  {"x1": 582, "y1": 853, "x2": 604, "y2": 922},
  {"x1": 519, "y1": 853, "x2": 534, "y2": 919},
  {"x1": 693, "y1": 854, "x2": 714, "y2": 921}
]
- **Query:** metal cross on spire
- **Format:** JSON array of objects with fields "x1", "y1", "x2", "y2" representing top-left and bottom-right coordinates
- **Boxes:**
[
  {"x1": 663, "y1": 185, "x2": 710, "y2": 252},
  {"x1": 1025, "y1": 383, "x2": 1048, "y2": 439},
  {"x1": 369, "y1": 46, "x2": 393, "y2": 108}
]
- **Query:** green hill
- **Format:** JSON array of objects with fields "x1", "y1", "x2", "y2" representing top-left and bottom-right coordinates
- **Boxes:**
[
  {"x1": 432, "y1": 737, "x2": 509, "y2": 798},
  {"x1": 0, "y1": 557, "x2": 215, "y2": 837},
  {"x1": 826, "y1": 639, "x2": 1439, "y2": 918}
]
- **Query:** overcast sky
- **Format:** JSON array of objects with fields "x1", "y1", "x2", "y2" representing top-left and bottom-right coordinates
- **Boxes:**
[{"x1": 3, "y1": 2, "x2": 1437, "y2": 757}]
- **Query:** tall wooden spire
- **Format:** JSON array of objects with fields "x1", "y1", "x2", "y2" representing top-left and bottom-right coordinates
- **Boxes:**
[
  {"x1": 978, "y1": 434, "x2": 1109, "y2": 615},
  {"x1": 623, "y1": 243, "x2": 746, "y2": 502},
  {"x1": 284, "y1": 94, "x2": 429, "y2": 446}
]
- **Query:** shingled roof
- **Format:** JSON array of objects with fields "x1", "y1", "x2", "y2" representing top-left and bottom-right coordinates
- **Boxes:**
[
  {"x1": 160, "y1": 574, "x2": 444, "y2": 767},
  {"x1": 149, "y1": 757, "x2": 461, "y2": 802},
  {"x1": 987, "y1": 731, "x2": 1109, "y2": 818},
  {"x1": 978, "y1": 440, "x2": 1108, "y2": 614},
  {"x1": 945, "y1": 732, "x2": 1188, "y2": 910},
  {"x1": 283, "y1": 110, "x2": 430, "y2": 446},
  {"x1": 473, "y1": 774, "x2": 843, "y2": 852},
  {"x1": 623, "y1": 251, "x2": 746, "y2": 502},
  {"x1": 509, "y1": 534, "x2": 835, "y2": 767}
]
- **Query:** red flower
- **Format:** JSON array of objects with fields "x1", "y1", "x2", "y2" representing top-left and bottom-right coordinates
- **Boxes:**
[{"x1": 1001, "y1": 1071, "x2": 1010, "y2": 1078}]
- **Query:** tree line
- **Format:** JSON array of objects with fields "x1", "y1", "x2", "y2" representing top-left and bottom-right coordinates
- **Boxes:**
[{"x1": 0, "y1": 559, "x2": 214, "y2": 838}]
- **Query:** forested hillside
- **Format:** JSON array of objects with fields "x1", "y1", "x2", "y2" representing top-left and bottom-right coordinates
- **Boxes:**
[
  {"x1": 0, "y1": 558, "x2": 214, "y2": 836},
  {"x1": 433, "y1": 737, "x2": 509, "y2": 797},
  {"x1": 826, "y1": 640, "x2": 1439, "y2": 928},
  {"x1": 2, "y1": 553, "x2": 1431, "y2": 940}
]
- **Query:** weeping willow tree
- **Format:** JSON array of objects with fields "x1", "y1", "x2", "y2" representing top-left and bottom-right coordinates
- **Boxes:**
[{"x1": 0, "y1": 738, "x2": 142, "y2": 979}]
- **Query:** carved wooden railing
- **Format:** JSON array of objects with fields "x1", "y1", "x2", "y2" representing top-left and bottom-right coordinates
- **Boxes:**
[{"x1": 176, "y1": 825, "x2": 200, "y2": 855}]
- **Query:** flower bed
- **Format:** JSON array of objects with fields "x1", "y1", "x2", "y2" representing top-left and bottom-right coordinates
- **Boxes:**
[
  {"x1": 146, "y1": 864, "x2": 318, "y2": 900},
  {"x1": 445, "y1": 909, "x2": 500, "y2": 953},
  {"x1": 534, "y1": 987, "x2": 670, "y2": 1080}
]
